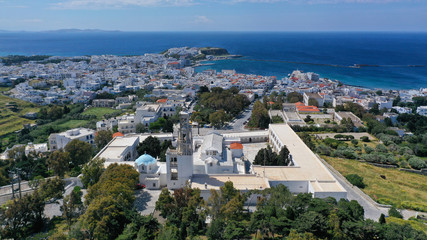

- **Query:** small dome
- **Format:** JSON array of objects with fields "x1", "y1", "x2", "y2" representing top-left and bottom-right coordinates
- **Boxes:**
[
  {"x1": 135, "y1": 154, "x2": 156, "y2": 166},
  {"x1": 230, "y1": 142, "x2": 243, "y2": 150}
]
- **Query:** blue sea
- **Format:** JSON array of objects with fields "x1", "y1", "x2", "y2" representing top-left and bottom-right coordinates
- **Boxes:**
[{"x1": 0, "y1": 31, "x2": 426, "y2": 90}]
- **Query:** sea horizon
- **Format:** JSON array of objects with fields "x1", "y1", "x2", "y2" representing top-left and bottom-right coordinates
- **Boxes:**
[{"x1": 1, "y1": 31, "x2": 426, "y2": 90}]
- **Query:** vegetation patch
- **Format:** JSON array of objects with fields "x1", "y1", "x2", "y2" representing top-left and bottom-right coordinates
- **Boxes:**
[
  {"x1": 0, "y1": 94, "x2": 38, "y2": 136},
  {"x1": 386, "y1": 217, "x2": 427, "y2": 235},
  {"x1": 57, "y1": 119, "x2": 90, "y2": 129},
  {"x1": 82, "y1": 107, "x2": 122, "y2": 120},
  {"x1": 323, "y1": 156, "x2": 427, "y2": 212}
]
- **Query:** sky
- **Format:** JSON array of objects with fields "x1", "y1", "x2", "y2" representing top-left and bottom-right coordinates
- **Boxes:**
[{"x1": 0, "y1": 0, "x2": 426, "y2": 32}]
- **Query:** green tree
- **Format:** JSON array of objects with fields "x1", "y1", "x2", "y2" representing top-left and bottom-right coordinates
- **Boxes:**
[
  {"x1": 209, "y1": 110, "x2": 227, "y2": 128},
  {"x1": 408, "y1": 157, "x2": 426, "y2": 170},
  {"x1": 388, "y1": 207, "x2": 403, "y2": 219},
  {"x1": 379, "y1": 213, "x2": 386, "y2": 224},
  {"x1": 248, "y1": 100, "x2": 270, "y2": 129},
  {"x1": 64, "y1": 139, "x2": 93, "y2": 168},
  {"x1": 304, "y1": 115, "x2": 313, "y2": 123},
  {"x1": 345, "y1": 174, "x2": 366, "y2": 189},
  {"x1": 0, "y1": 189, "x2": 46, "y2": 239},
  {"x1": 136, "y1": 123, "x2": 146, "y2": 133},
  {"x1": 94, "y1": 130, "x2": 112, "y2": 150},
  {"x1": 155, "y1": 188, "x2": 175, "y2": 217},
  {"x1": 287, "y1": 92, "x2": 303, "y2": 103},
  {"x1": 156, "y1": 225, "x2": 180, "y2": 240},
  {"x1": 61, "y1": 186, "x2": 83, "y2": 228},
  {"x1": 308, "y1": 98, "x2": 319, "y2": 107},
  {"x1": 81, "y1": 164, "x2": 139, "y2": 240},
  {"x1": 137, "y1": 136, "x2": 162, "y2": 157},
  {"x1": 223, "y1": 220, "x2": 247, "y2": 240},
  {"x1": 38, "y1": 177, "x2": 65, "y2": 202},
  {"x1": 47, "y1": 150, "x2": 71, "y2": 177},
  {"x1": 277, "y1": 145, "x2": 291, "y2": 166},
  {"x1": 253, "y1": 145, "x2": 278, "y2": 166},
  {"x1": 82, "y1": 196, "x2": 130, "y2": 240},
  {"x1": 294, "y1": 211, "x2": 328, "y2": 238},
  {"x1": 81, "y1": 157, "x2": 105, "y2": 188},
  {"x1": 117, "y1": 214, "x2": 160, "y2": 240}
]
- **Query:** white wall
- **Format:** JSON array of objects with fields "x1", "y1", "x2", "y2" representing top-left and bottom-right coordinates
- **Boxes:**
[{"x1": 269, "y1": 181, "x2": 309, "y2": 193}]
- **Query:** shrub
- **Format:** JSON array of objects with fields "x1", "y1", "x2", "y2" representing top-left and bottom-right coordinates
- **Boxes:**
[
  {"x1": 388, "y1": 207, "x2": 403, "y2": 219},
  {"x1": 360, "y1": 136, "x2": 370, "y2": 142},
  {"x1": 345, "y1": 174, "x2": 366, "y2": 188},
  {"x1": 375, "y1": 144, "x2": 388, "y2": 153},
  {"x1": 351, "y1": 139, "x2": 359, "y2": 146},
  {"x1": 317, "y1": 144, "x2": 332, "y2": 156},
  {"x1": 333, "y1": 146, "x2": 358, "y2": 159},
  {"x1": 401, "y1": 201, "x2": 427, "y2": 213},
  {"x1": 408, "y1": 157, "x2": 426, "y2": 170},
  {"x1": 399, "y1": 160, "x2": 409, "y2": 169},
  {"x1": 377, "y1": 198, "x2": 394, "y2": 205},
  {"x1": 364, "y1": 145, "x2": 374, "y2": 154}
]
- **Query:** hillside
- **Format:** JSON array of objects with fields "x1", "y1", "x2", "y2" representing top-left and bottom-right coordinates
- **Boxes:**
[
  {"x1": 0, "y1": 94, "x2": 39, "y2": 136},
  {"x1": 199, "y1": 47, "x2": 229, "y2": 56}
]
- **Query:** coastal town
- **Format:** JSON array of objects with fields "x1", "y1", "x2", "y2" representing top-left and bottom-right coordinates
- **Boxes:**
[{"x1": 1, "y1": 47, "x2": 427, "y2": 239}]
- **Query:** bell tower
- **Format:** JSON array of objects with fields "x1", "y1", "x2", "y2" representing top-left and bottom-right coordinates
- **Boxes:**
[
  {"x1": 177, "y1": 112, "x2": 193, "y2": 155},
  {"x1": 166, "y1": 111, "x2": 193, "y2": 189}
]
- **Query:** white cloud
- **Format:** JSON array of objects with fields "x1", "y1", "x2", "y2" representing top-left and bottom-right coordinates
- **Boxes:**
[
  {"x1": 53, "y1": 0, "x2": 195, "y2": 9},
  {"x1": 192, "y1": 15, "x2": 213, "y2": 23}
]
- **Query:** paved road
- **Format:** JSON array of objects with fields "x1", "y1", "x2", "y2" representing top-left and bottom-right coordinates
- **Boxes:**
[
  {"x1": 228, "y1": 103, "x2": 253, "y2": 131},
  {"x1": 44, "y1": 177, "x2": 84, "y2": 219},
  {"x1": 135, "y1": 189, "x2": 162, "y2": 216}
]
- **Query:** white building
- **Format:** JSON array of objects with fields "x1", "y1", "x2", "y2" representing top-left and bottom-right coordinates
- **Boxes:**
[
  {"x1": 96, "y1": 136, "x2": 139, "y2": 162},
  {"x1": 48, "y1": 128, "x2": 95, "y2": 151},
  {"x1": 25, "y1": 143, "x2": 48, "y2": 155},
  {"x1": 267, "y1": 124, "x2": 347, "y2": 200},
  {"x1": 417, "y1": 106, "x2": 427, "y2": 116},
  {"x1": 392, "y1": 106, "x2": 412, "y2": 114},
  {"x1": 118, "y1": 114, "x2": 137, "y2": 134},
  {"x1": 135, "y1": 103, "x2": 161, "y2": 128}
]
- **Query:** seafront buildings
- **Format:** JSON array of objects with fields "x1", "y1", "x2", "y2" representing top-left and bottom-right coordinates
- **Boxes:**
[{"x1": 1, "y1": 47, "x2": 426, "y2": 111}]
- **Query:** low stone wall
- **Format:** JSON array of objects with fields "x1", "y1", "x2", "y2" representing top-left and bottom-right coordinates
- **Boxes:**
[{"x1": 399, "y1": 168, "x2": 427, "y2": 176}]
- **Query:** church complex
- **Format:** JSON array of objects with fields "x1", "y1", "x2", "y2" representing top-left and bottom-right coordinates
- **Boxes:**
[{"x1": 95, "y1": 111, "x2": 347, "y2": 202}]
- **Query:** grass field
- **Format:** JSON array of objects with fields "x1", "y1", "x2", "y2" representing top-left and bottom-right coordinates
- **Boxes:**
[
  {"x1": 0, "y1": 87, "x2": 12, "y2": 92},
  {"x1": 57, "y1": 120, "x2": 89, "y2": 129},
  {"x1": 82, "y1": 107, "x2": 121, "y2": 120},
  {"x1": 0, "y1": 94, "x2": 39, "y2": 136},
  {"x1": 323, "y1": 156, "x2": 427, "y2": 211}
]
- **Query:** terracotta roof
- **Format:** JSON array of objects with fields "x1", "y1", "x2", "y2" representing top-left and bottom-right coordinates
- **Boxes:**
[
  {"x1": 113, "y1": 132, "x2": 124, "y2": 138},
  {"x1": 230, "y1": 142, "x2": 243, "y2": 150},
  {"x1": 156, "y1": 98, "x2": 167, "y2": 103},
  {"x1": 297, "y1": 105, "x2": 320, "y2": 112}
]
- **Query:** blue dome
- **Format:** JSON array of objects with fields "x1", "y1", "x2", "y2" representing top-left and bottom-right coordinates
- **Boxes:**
[{"x1": 135, "y1": 154, "x2": 156, "y2": 166}]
